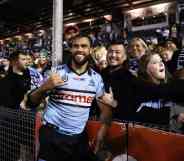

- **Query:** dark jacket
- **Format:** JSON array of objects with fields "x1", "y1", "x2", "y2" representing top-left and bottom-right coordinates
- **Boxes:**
[
  {"x1": 0, "y1": 69, "x2": 31, "y2": 109},
  {"x1": 102, "y1": 66, "x2": 184, "y2": 125}
]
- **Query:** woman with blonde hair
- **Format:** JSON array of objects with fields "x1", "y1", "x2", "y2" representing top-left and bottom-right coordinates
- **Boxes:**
[
  {"x1": 128, "y1": 37, "x2": 149, "y2": 73},
  {"x1": 129, "y1": 37, "x2": 149, "y2": 59}
]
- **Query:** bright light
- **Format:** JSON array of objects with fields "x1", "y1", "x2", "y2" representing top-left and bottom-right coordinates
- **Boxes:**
[
  {"x1": 103, "y1": 14, "x2": 112, "y2": 21},
  {"x1": 65, "y1": 22, "x2": 77, "y2": 27},
  {"x1": 82, "y1": 18, "x2": 95, "y2": 23},
  {"x1": 127, "y1": 8, "x2": 144, "y2": 19},
  {"x1": 68, "y1": 12, "x2": 74, "y2": 16},
  {"x1": 153, "y1": 3, "x2": 171, "y2": 13}
]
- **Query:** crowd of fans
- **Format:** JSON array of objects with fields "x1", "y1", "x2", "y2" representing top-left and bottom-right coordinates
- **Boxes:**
[
  {"x1": 0, "y1": 24, "x2": 183, "y2": 131},
  {"x1": 0, "y1": 22, "x2": 184, "y2": 161}
]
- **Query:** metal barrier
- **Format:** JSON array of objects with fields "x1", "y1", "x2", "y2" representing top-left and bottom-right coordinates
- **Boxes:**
[
  {"x1": 1, "y1": 107, "x2": 184, "y2": 161},
  {"x1": 0, "y1": 107, "x2": 36, "y2": 161},
  {"x1": 87, "y1": 120, "x2": 184, "y2": 161}
]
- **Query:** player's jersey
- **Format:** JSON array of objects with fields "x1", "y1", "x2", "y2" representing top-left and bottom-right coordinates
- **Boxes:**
[{"x1": 43, "y1": 64, "x2": 104, "y2": 135}]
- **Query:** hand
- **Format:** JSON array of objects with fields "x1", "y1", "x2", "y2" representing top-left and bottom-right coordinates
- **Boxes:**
[
  {"x1": 20, "y1": 100, "x2": 28, "y2": 110},
  {"x1": 177, "y1": 113, "x2": 184, "y2": 123},
  {"x1": 41, "y1": 73, "x2": 65, "y2": 92},
  {"x1": 100, "y1": 87, "x2": 117, "y2": 108},
  {"x1": 20, "y1": 94, "x2": 30, "y2": 110}
]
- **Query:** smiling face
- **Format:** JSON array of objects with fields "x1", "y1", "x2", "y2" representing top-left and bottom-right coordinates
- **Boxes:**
[
  {"x1": 130, "y1": 38, "x2": 147, "y2": 59},
  {"x1": 107, "y1": 44, "x2": 126, "y2": 67},
  {"x1": 146, "y1": 54, "x2": 165, "y2": 84},
  {"x1": 71, "y1": 37, "x2": 91, "y2": 66}
]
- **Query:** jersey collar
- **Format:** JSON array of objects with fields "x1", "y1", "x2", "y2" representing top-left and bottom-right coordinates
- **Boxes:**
[{"x1": 66, "y1": 61, "x2": 92, "y2": 76}]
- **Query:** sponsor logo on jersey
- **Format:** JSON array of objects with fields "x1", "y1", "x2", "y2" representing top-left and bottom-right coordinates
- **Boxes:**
[{"x1": 52, "y1": 92, "x2": 94, "y2": 104}]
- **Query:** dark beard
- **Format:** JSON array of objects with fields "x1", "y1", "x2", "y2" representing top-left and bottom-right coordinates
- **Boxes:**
[{"x1": 72, "y1": 55, "x2": 90, "y2": 66}]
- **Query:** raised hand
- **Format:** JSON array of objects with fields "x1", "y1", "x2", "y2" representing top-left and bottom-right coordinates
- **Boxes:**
[
  {"x1": 41, "y1": 73, "x2": 65, "y2": 92},
  {"x1": 98, "y1": 87, "x2": 118, "y2": 108}
]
